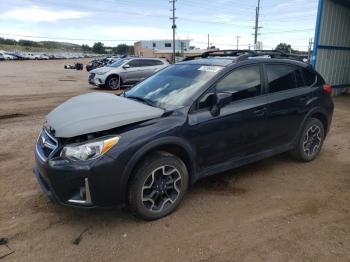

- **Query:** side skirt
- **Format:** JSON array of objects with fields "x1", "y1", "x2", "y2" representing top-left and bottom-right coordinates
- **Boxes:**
[{"x1": 195, "y1": 143, "x2": 294, "y2": 182}]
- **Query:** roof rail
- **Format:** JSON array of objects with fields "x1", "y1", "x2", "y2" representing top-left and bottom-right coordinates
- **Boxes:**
[{"x1": 183, "y1": 49, "x2": 306, "y2": 62}]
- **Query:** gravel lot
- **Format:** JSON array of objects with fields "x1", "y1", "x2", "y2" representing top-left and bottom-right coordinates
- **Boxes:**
[{"x1": 0, "y1": 59, "x2": 349, "y2": 262}]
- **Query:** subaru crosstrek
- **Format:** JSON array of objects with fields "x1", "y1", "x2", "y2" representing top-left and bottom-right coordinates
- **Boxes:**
[{"x1": 34, "y1": 50, "x2": 334, "y2": 220}]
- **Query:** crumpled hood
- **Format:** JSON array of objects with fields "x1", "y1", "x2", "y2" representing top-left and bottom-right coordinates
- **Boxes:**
[{"x1": 46, "y1": 92, "x2": 164, "y2": 138}]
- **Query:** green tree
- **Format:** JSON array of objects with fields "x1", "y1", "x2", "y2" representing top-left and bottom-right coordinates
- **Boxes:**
[
  {"x1": 275, "y1": 43, "x2": 293, "y2": 53},
  {"x1": 92, "y1": 42, "x2": 105, "y2": 54},
  {"x1": 112, "y1": 44, "x2": 134, "y2": 55},
  {"x1": 81, "y1": 44, "x2": 91, "y2": 52}
]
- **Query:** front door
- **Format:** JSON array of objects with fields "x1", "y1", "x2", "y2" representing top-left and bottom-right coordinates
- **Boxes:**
[{"x1": 186, "y1": 64, "x2": 270, "y2": 170}]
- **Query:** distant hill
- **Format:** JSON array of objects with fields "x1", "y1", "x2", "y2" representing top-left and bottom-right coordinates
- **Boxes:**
[{"x1": 0, "y1": 37, "x2": 85, "y2": 52}]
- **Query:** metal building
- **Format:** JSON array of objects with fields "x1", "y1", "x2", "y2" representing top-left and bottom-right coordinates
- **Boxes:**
[{"x1": 312, "y1": 0, "x2": 350, "y2": 94}]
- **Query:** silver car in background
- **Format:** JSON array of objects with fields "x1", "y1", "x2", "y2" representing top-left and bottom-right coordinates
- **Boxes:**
[{"x1": 88, "y1": 57, "x2": 169, "y2": 89}]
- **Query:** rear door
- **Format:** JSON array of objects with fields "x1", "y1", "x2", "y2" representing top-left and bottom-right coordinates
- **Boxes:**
[
  {"x1": 262, "y1": 63, "x2": 317, "y2": 149},
  {"x1": 123, "y1": 59, "x2": 150, "y2": 83},
  {"x1": 143, "y1": 59, "x2": 166, "y2": 77}
]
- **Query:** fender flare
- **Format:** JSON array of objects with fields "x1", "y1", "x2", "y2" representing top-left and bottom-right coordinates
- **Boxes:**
[
  {"x1": 120, "y1": 136, "x2": 197, "y2": 197},
  {"x1": 106, "y1": 73, "x2": 123, "y2": 86},
  {"x1": 294, "y1": 107, "x2": 329, "y2": 144}
]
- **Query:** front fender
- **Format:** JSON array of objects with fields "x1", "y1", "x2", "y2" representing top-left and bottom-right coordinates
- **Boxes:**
[{"x1": 118, "y1": 136, "x2": 197, "y2": 200}]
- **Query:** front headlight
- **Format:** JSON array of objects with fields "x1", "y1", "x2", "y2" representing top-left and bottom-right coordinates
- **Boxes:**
[
  {"x1": 95, "y1": 70, "x2": 109, "y2": 75},
  {"x1": 60, "y1": 136, "x2": 120, "y2": 161}
]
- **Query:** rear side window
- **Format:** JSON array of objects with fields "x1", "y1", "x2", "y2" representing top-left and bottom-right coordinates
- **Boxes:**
[
  {"x1": 266, "y1": 64, "x2": 299, "y2": 93},
  {"x1": 303, "y1": 68, "x2": 317, "y2": 86},
  {"x1": 146, "y1": 59, "x2": 164, "y2": 66},
  {"x1": 128, "y1": 59, "x2": 143, "y2": 67},
  {"x1": 215, "y1": 65, "x2": 261, "y2": 102},
  {"x1": 295, "y1": 70, "x2": 304, "y2": 87}
]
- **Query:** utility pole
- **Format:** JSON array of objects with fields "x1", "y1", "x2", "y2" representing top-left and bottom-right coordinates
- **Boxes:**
[
  {"x1": 207, "y1": 34, "x2": 210, "y2": 50},
  {"x1": 253, "y1": 0, "x2": 261, "y2": 49},
  {"x1": 170, "y1": 0, "x2": 177, "y2": 63},
  {"x1": 307, "y1": 37, "x2": 313, "y2": 63},
  {"x1": 236, "y1": 36, "x2": 241, "y2": 50}
]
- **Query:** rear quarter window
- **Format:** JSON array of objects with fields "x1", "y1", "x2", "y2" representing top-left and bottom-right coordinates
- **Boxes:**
[
  {"x1": 266, "y1": 64, "x2": 298, "y2": 93},
  {"x1": 303, "y1": 68, "x2": 317, "y2": 86}
]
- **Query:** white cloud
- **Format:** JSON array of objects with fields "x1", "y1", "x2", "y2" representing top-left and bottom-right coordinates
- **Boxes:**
[
  {"x1": 4, "y1": 6, "x2": 90, "y2": 22},
  {"x1": 97, "y1": 26, "x2": 172, "y2": 40}
]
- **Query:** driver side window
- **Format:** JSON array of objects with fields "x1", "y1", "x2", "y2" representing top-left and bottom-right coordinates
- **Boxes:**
[{"x1": 216, "y1": 65, "x2": 262, "y2": 102}]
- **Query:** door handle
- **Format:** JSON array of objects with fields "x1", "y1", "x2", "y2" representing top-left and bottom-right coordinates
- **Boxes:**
[{"x1": 254, "y1": 107, "x2": 267, "y2": 117}]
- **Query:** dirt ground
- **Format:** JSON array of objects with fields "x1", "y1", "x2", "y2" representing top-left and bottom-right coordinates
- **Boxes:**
[{"x1": 0, "y1": 59, "x2": 349, "y2": 262}]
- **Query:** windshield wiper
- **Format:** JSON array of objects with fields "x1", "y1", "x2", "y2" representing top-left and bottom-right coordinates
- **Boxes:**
[{"x1": 126, "y1": 96, "x2": 157, "y2": 108}]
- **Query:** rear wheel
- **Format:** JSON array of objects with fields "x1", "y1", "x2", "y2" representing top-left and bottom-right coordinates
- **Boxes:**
[
  {"x1": 106, "y1": 75, "x2": 120, "y2": 90},
  {"x1": 128, "y1": 152, "x2": 189, "y2": 220},
  {"x1": 291, "y1": 118, "x2": 325, "y2": 162}
]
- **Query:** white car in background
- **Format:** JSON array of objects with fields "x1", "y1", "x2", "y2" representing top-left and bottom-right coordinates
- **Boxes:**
[
  {"x1": 25, "y1": 53, "x2": 41, "y2": 60},
  {"x1": 0, "y1": 51, "x2": 16, "y2": 60},
  {"x1": 39, "y1": 54, "x2": 50, "y2": 60},
  {"x1": 89, "y1": 57, "x2": 169, "y2": 89}
]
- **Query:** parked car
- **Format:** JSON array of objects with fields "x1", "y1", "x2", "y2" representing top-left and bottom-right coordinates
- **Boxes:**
[
  {"x1": 0, "y1": 54, "x2": 4, "y2": 61},
  {"x1": 7, "y1": 52, "x2": 25, "y2": 60},
  {"x1": 34, "y1": 50, "x2": 334, "y2": 220},
  {"x1": 23, "y1": 53, "x2": 41, "y2": 60},
  {"x1": 85, "y1": 57, "x2": 118, "y2": 72},
  {"x1": 39, "y1": 54, "x2": 50, "y2": 60},
  {"x1": 0, "y1": 51, "x2": 16, "y2": 60},
  {"x1": 88, "y1": 57, "x2": 169, "y2": 89}
]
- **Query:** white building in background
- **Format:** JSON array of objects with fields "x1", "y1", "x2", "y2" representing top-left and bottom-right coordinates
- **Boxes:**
[
  {"x1": 134, "y1": 39, "x2": 207, "y2": 60},
  {"x1": 254, "y1": 41, "x2": 263, "y2": 50},
  {"x1": 135, "y1": 40, "x2": 191, "y2": 51}
]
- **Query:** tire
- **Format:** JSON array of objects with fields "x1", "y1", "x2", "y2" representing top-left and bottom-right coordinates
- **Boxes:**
[
  {"x1": 291, "y1": 118, "x2": 325, "y2": 162},
  {"x1": 106, "y1": 75, "x2": 120, "y2": 90},
  {"x1": 128, "y1": 152, "x2": 189, "y2": 220}
]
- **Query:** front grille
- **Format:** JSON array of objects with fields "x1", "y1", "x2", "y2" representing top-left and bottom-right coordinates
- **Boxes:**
[
  {"x1": 89, "y1": 73, "x2": 95, "y2": 79},
  {"x1": 37, "y1": 128, "x2": 58, "y2": 159}
]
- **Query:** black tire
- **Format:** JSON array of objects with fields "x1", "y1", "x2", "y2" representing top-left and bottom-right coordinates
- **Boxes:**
[
  {"x1": 128, "y1": 152, "x2": 189, "y2": 220},
  {"x1": 291, "y1": 118, "x2": 325, "y2": 162},
  {"x1": 106, "y1": 75, "x2": 120, "y2": 90}
]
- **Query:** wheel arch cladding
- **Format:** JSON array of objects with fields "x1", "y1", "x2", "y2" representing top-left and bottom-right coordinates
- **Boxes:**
[
  {"x1": 107, "y1": 74, "x2": 123, "y2": 84},
  {"x1": 310, "y1": 112, "x2": 328, "y2": 134},
  {"x1": 122, "y1": 138, "x2": 197, "y2": 199}
]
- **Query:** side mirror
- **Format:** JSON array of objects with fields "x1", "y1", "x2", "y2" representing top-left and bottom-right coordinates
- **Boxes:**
[
  {"x1": 122, "y1": 64, "x2": 130, "y2": 69},
  {"x1": 210, "y1": 92, "x2": 232, "y2": 117}
]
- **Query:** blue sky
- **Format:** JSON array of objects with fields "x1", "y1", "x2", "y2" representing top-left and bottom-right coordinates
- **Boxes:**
[{"x1": 0, "y1": 0, "x2": 318, "y2": 50}]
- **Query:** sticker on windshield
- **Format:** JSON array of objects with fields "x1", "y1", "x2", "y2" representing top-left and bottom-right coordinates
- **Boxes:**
[{"x1": 197, "y1": 66, "x2": 222, "y2": 73}]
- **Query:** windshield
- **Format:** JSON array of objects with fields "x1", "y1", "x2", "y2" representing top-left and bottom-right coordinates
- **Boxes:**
[
  {"x1": 109, "y1": 59, "x2": 128, "y2": 68},
  {"x1": 124, "y1": 64, "x2": 223, "y2": 109}
]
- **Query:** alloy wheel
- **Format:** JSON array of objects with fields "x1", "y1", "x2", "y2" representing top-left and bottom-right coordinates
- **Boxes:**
[
  {"x1": 303, "y1": 124, "x2": 322, "y2": 157},
  {"x1": 141, "y1": 165, "x2": 182, "y2": 212},
  {"x1": 108, "y1": 78, "x2": 119, "y2": 89}
]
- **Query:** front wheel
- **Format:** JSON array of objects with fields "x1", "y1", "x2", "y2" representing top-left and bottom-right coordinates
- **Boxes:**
[
  {"x1": 128, "y1": 152, "x2": 189, "y2": 220},
  {"x1": 291, "y1": 118, "x2": 325, "y2": 162},
  {"x1": 106, "y1": 75, "x2": 120, "y2": 90}
]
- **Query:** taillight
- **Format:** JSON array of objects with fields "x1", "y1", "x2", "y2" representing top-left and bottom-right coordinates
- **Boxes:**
[{"x1": 323, "y1": 84, "x2": 332, "y2": 95}]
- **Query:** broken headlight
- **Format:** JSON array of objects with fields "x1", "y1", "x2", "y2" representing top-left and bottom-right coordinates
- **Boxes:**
[{"x1": 60, "y1": 136, "x2": 120, "y2": 161}]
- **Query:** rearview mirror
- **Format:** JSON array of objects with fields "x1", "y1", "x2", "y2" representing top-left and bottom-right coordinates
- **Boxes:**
[
  {"x1": 210, "y1": 92, "x2": 232, "y2": 117},
  {"x1": 122, "y1": 64, "x2": 130, "y2": 69}
]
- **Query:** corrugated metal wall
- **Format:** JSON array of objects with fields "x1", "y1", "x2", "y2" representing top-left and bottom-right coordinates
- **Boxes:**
[{"x1": 315, "y1": 0, "x2": 350, "y2": 94}]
